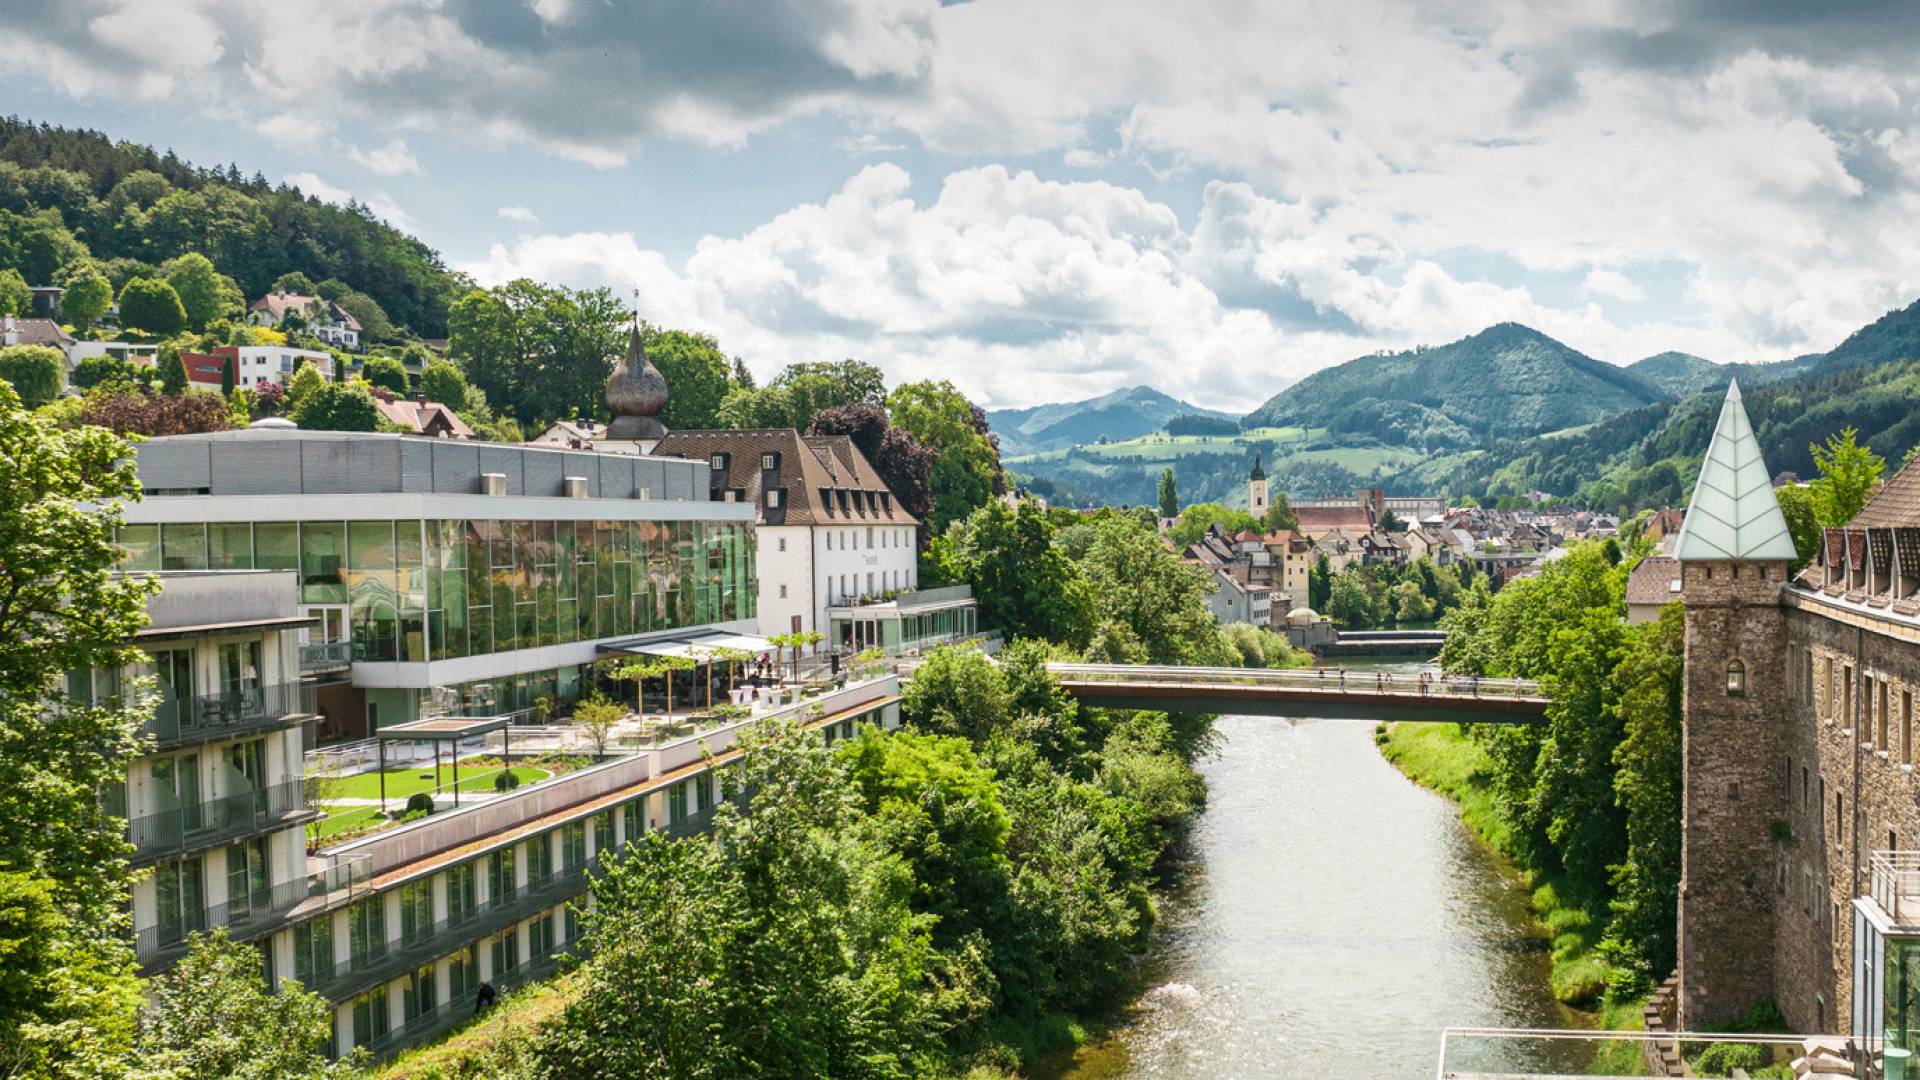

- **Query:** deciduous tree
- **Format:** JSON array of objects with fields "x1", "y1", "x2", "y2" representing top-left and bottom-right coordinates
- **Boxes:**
[
  {"x1": 118, "y1": 276, "x2": 187, "y2": 335},
  {"x1": 291, "y1": 380, "x2": 381, "y2": 432},
  {"x1": 0, "y1": 343, "x2": 65, "y2": 407}
]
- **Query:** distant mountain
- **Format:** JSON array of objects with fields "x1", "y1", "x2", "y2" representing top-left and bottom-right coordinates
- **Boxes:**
[
  {"x1": 987, "y1": 386, "x2": 1239, "y2": 457},
  {"x1": 1413, "y1": 297, "x2": 1920, "y2": 511},
  {"x1": 1240, "y1": 323, "x2": 1668, "y2": 438},
  {"x1": 1812, "y1": 296, "x2": 1920, "y2": 374},
  {"x1": 1627, "y1": 352, "x2": 1723, "y2": 397}
]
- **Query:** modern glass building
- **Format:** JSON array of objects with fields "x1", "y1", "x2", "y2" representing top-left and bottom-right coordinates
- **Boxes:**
[{"x1": 122, "y1": 428, "x2": 757, "y2": 739}]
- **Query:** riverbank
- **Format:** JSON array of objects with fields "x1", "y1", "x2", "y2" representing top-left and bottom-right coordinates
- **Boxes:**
[{"x1": 1376, "y1": 720, "x2": 1649, "y2": 1074}]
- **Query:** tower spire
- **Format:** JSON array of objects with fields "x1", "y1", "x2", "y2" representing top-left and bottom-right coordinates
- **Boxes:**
[{"x1": 1673, "y1": 379, "x2": 1795, "y2": 561}]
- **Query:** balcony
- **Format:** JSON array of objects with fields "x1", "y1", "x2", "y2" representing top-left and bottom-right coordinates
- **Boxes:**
[
  {"x1": 134, "y1": 852, "x2": 371, "y2": 970},
  {"x1": 1869, "y1": 851, "x2": 1920, "y2": 927},
  {"x1": 310, "y1": 854, "x2": 603, "y2": 1003},
  {"x1": 358, "y1": 943, "x2": 570, "y2": 1060},
  {"x1": 300, "y1": 641, "x2": 352, "y2": 672},
  {"x1": 129, "y1": 779, "x2": 317, "y2": 865},
  {"x1": 142, "y1": 682, "x2": 312, "y2": 749}
]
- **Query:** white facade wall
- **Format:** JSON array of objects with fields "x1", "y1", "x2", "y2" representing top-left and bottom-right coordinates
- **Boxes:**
[
  {"x1": 232, "y1": 346, "x2": 334, "y2": 387},
  {"x1": 755, "y1": 521, "x2": 917, "y2": 637}
]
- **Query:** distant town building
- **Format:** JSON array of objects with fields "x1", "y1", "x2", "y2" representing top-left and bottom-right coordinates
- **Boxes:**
[
  {"x1": 369, "y1": 390, "x2": 473, "y2": 439},
  {"x1": 247, "y1": 291, "x2": 362, "y2": 351},
  {"x1": 1623, "y1": 553, "x2": 1680, "y2": 623}
]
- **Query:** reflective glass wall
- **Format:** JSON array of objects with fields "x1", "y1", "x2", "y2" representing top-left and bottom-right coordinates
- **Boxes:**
[{"x1": 120, "y1": 519, "x2": 755, "y2": 662}]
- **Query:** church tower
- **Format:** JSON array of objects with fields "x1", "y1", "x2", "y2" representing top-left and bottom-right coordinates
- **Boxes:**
[
  {"x1": 1248, "y1": 453, "x2": 1269, "y2": 517},
  {"x1": 599, "y1": 320, "x2": 670, "y2": 455},
  {"x1": 1673, "y1": 379, "x2": 1796, "y2": 1028}
]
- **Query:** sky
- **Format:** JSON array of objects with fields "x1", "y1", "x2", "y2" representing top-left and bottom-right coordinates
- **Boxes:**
[{"x1": 8, "y1": 0, "x2": 1920, "y2": 413}]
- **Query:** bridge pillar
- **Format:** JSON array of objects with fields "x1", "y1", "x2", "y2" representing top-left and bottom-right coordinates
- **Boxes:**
[{"x1": 1677, "y1": 557, "x2": 1788, "y2": 1029}]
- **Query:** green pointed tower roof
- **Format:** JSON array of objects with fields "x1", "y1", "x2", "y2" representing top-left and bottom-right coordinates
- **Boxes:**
[
  {"x1": 1250, "y1": 452, "x2": 1264, "y2": 481},
  {"x1": 1673, "y1": 379, "x2": 1797, "y2": 562}
]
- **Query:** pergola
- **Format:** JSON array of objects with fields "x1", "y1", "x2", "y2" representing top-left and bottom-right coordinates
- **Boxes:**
[{"x1": 372, "y1": 715, "x2": 516, "y2": 812}]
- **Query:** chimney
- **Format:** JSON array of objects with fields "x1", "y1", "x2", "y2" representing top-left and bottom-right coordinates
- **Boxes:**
[{"x1": 413, "y1": 391, "x2": 427, "y2": 405}]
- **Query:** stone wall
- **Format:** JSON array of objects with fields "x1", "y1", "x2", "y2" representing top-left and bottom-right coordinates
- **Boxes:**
[
  {"x1": 1679, "y1": 559, "x2": 1791, "y2": 1028},
  {"x1": 1779, "y1": 594, "x2": 1920, "y2": 1034}
]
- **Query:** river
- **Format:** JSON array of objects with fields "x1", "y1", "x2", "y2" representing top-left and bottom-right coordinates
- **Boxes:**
[{"x1": 1050, "y1": 667, "x2": 1594, "y2": 1079}]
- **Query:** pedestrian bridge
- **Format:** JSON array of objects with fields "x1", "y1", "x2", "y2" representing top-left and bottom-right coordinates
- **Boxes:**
[{"x1": 1045, "y1": 663, "x2": 1550, "y2": 724}]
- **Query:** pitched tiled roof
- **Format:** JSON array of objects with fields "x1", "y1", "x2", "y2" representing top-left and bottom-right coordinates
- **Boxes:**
[
  {"x1": 1624, "y1": 555, "x2": 1681, "y2": 606},
  {"x1": 1850, "y1": 457, "x2": 1920, "y2": 528},
  {"x1": 249, "y1": 291, "x2": 361, "y2": 331},
  {"x1": 2, "y1": 316, "x2": 74, "y2": 350},
  {"x1": 372, "y1": 396, "x2": 474, "y2": 438},
  {"x1": 653, "y1": 429, "x2": 918, "y2": 527},
  {"x1": 1294, "y1": 505, "x2": 1374, "y2": 533}
]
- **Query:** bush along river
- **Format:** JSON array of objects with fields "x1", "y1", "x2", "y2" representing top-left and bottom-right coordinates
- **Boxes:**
[{"x1": 1048, "y1": 663, "x2": 1599, "y2": 1079}]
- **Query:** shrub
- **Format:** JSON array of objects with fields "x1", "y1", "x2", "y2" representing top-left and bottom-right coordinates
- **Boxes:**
[
  {"x1": 405, "y1": 792, "x2": 436, "y2": 816},
  {"x1": 1691, "y1": 1042, "x2": 1766, "y2": 1076},
  {"x1": 494, "y1": 769, "x2": 522, "y2": 792},
  {"x1": 0, "y1": 344, "x2": 65, "y2": 408}
]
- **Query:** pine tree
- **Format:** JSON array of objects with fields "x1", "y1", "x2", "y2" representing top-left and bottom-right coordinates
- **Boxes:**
[
  {"x1": 158, "y1": 345, "x2": 190, "y2": 396},
  {"x1": 1157, "y1": 467, "x2": 1178, "y2": 519}
]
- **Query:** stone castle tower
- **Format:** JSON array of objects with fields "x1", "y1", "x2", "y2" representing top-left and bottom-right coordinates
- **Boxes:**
[
  {"x1": 1673, "y1": 380, "x2": 1797, "y2": 1028},
  {"x1": 1249, "y1": 453, "x2": 1268, "y2": 517}
]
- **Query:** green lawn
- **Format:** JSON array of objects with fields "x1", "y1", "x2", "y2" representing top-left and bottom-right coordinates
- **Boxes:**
[
  {"x1": 322, "y1": 760, "x2": 550, "y2": 801},
  {"x1": 308, "y1": 761, "x2": 552, "y2": 843}
]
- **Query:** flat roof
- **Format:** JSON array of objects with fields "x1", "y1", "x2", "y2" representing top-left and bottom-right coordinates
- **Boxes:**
[
  {"x1": 374, "y1": 715, "x2": 514, "y2": 741},
  {"x1": 136, "y1": 613, "x2": 317, "y2": 640}
]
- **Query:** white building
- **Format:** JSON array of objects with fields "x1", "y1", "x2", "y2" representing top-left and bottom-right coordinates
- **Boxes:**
[
  {"x1": 228, "y1": 345, "x2": 336, "y2": 387},
  {"x1": 248, "y1": 291, "x2": 362, "y2": 351},
  {"x1": 652, "y1": 429, "x2": 973, "y2": 651},
  {"x1": 652, "y1": 429, "x2": 918, "y2": 635}
]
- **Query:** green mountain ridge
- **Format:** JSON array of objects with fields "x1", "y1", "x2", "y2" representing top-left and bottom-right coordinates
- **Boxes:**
[
  {"x1": 1240, "y1": 322, "x2": 1668, "y2": 437},
  {"x1": 987, "y1": 385, "x2": 1239, "y2": 457},
  {"x1": 1408, "y1": 297, "x2": 1920, "y2": 510},
  {"x1": 0, "y1": 116, "x2": 463, "y2": 338}
]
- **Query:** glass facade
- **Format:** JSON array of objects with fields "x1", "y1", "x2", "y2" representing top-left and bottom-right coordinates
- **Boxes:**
[{"x1": 120, "y1": 519, "x2": 755, "y2": 664}]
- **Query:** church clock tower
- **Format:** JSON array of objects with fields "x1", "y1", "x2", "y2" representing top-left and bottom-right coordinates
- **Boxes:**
[{"x1": 1248, "y1": 453, "x2": 1269, "y2": 518}]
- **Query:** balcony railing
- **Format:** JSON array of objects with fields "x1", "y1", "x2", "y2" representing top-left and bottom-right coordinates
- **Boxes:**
[
  {"x1": 356, "y1": 942, "x2": 572, "y2": 1060},
  {"x1": 133, "y1": 852, "x2": 372, "y2": 967},
  {"x1": 1870, "y1": 850, "x2": 1920, "y2": 926},
  {"x1": 129, "y1": 779, "x2": 315, "y2": 864},
  {"x1": 142, "y1": 682, "x2": 311, "y2": 748},
  {"x1": 310, "y1": 855, "x2": 602, "y2": 1003},
  {"x1": 300, "y1": 642, "x2": 352, "y2": 671}
]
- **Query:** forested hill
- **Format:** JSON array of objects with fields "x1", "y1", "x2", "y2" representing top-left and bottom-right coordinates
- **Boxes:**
[
  {"x1": 1240, "y1": 322, "x2": 1668, "y2": 437},
  {"x1": 987, "y1": 385, "x2": 1237, "y2": 457},
  {"x1": 0, "y1": 117, "x2": 463, "y2": 337},
  {"x1": 1417, "y1": 298, "x2": 1920, "y2": 510}
]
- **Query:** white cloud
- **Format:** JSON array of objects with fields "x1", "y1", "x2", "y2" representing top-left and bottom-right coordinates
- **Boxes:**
[
  {"x1": 498, "y1": 206, "x2": 539, "y2": 224},
  {"x1": 1582, "y1": 269, "x2": 1646, "y2": 303},
  {"x1": 284, "y1": 171, "x2": 352, "y2": 205},
  {"x1": 348, "y1": 137, "x2": 423, "y2": 177},
  {"x1": 459, "y1": 163, "x2": 1748, "y2": 411},
  {"x1": 283, "y1": 171, "x2": 415, "y2": 232}
]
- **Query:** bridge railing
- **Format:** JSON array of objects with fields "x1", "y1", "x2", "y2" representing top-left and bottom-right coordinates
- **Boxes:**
[{"x1": 1045, "y1": 663, "x2": 1546, "y2": 700}]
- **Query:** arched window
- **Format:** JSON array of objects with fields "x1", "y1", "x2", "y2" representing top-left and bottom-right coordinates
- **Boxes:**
[{"x1": 1727, "y1": 659, "x2": 1746, "y2": 696}]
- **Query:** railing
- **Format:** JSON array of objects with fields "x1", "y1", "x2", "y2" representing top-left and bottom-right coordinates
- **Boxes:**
[
  {"x1": 135, "y1": 852, "x2": 371, "y2": 966},
  {"x1": 1870, "y1": 851, "x2": 1920, "y2": 925},
  {"x1": 300, "y1": 641, "x2": 352, "y2": 670},
  {"x1": 143, "y1": 682, "x2": 311, "y2": 747},
  {"x1": 129, "y1": 779, "x2": 314, "y2": 863},
  {"x1": 1434, "y1": 1027, "x2": 1855, "y2": 1079},
  {"x1": 358, "y1": 940, "x2": 573, "y2": 1059},
  {"x1": 309, "y1": 855, "x2": 602, "y2": 1003},
  {"x1": 1045, "y1": 663, "x2": 1547, "y2": 700}
]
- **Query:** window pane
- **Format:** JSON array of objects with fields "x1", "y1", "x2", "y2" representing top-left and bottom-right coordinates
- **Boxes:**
[
  {"x1": 161, "y1": 522, "x2": 207, "y2": 570},
  {"x1": 208, "y1": 523, "x2": 253, "y2": 569},
  {"x1": 119, "y1": 524, "x2": 160, "y2": 571},
  {"x1": 301, "y1": 522, "x2": 348, "y2": 604},
  {"x1": 253, "y1": 522, "x2": 298, "y2": 571}
]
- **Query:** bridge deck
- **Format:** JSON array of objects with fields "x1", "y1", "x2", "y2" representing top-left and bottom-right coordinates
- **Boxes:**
[{"x1": 1046, "y1": 664, "x2": 1549, "y2": 723}]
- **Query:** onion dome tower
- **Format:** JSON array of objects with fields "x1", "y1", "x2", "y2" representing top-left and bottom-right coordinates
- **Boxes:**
[{"x1": 605, "y1": 321, "x2": 668, "y2": 442}]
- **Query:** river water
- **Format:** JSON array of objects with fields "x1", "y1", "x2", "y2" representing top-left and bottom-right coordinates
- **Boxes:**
[{"x1": 1051, "y1": 670, "x2": 1593, "y2": 1079}]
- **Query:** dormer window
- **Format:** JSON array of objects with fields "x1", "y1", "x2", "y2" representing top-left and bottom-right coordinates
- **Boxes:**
[
  {"x1": 761, "y1": 453, "x2": 777, "y2": 470},
  {"x1": 710, "y1": 453, "x2": 729, "y2": 472},
  {"x1": 819, "y1": 488, "x2": 834, "y2": 515},
  {"x1": 766, "y1": 490, "x2": 782, "y2": 508},
  {"x1": 1727, "y1": 660, "x2": 1746, "y2": 696}
]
